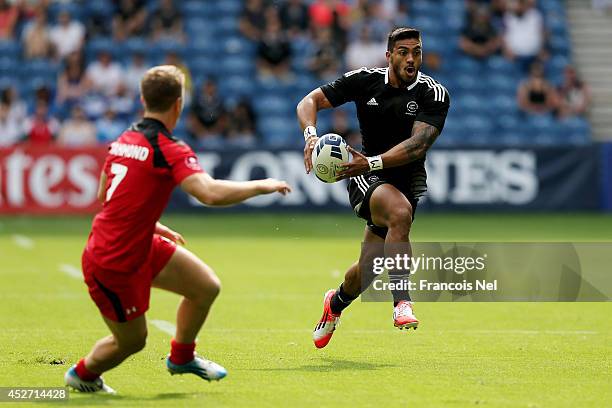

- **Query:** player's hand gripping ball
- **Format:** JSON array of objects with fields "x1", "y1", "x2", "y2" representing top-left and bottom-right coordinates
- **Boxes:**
[{"x1": 311, "y1": 133, "x2": 350, "y2": 183}]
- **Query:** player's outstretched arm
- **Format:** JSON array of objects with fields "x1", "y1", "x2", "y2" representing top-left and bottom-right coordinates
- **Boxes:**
[
  {"x1": 180, "y1": 172, "x2": 291, "y2": 207},
  {"x1": 337, "y1": 121, "x2": 440, "y2": 179},
  {"x1": 296, "y1": 88, "x2": 333, "y2": 173}
]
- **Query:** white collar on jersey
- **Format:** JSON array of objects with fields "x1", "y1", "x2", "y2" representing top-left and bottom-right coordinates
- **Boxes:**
[{"x1": 384, "y1": 68, "x2": 421, "y2": 91}]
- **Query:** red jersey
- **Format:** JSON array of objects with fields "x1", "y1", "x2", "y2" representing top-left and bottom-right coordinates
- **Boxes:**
[{"x1": 87, "y1": 117, "x2": 203, "y2": 272}]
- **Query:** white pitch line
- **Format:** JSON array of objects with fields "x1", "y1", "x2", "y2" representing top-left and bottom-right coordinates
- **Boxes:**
[
  {"x1": 12, "y1": 234, "x2": 34, "y2": 249},
  {"x1": 59, "y1": 263, "x2": 82, "y2": 279},
  {"x1": 151, "y1": 319, "x2": 176, "y2": 336}
]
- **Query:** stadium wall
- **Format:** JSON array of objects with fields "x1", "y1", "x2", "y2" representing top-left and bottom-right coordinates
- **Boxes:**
[{"x1": 0, "y1": 145, "x2": 608, "y2": 214}]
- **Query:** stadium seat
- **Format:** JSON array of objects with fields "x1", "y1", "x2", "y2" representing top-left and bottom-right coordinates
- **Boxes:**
[
  {"x1": 216, "y1": 0, "x2": 242, "y2": 15},
  {"x1": 218, "y1": 76, "x2": 256, "y2": 99},
  {"x1": 185, "y1": 18, "x2": 216, "y2": 39},
  {"x1": 222, "y1": 36, "x2": 257, "y2": 57},
  {"x1": 253, "y1": 95, "x2": 293, "y2": 117},
  {"x1": 258, "y1": 117, "x2": 300, "y2": 146},
  {"x1": 181, "y1": 1, "x2": 216, "y2": 19},
  {"x1": 0, "y1": 40, "x2": 19, "y2": 60}
]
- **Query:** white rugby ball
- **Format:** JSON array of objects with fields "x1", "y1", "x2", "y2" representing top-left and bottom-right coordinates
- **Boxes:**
[{"x1": 311, "y1": 133, "x2": 350, "y2": 183}]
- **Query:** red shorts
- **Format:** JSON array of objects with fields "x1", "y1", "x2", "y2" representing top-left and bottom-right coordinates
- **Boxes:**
[{"x1": 82, "y1": 234, "x2": 177, "y2": 322}]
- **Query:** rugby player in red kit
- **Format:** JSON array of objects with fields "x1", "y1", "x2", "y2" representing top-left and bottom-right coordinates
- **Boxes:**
[{"x1": 64, "y1": 65, "x2": 291, "y2": 393}]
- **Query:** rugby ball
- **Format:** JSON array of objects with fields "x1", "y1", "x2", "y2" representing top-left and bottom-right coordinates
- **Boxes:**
[{"x1": 311, "y1": 133, "x2": 350, "y2": 183}]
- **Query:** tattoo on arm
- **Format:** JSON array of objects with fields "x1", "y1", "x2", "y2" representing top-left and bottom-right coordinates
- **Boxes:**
[{"x1": 401, "y1": 121, "x2": 440, "y2": 162}]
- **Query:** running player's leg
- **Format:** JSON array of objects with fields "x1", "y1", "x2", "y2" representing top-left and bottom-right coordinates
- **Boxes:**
[
  {"x1": 65, "y1": 315, "x2": 147, "y2": 393},
  {"x1": 369, "y1": 184, "x2": 418, "y2": 329},
  {"x1": 329, "y1": 227, "x2": 385, "y2": 314},
  {"x1": 85, "y1": 315, "x2": 148, "y2": 373},
  {"x1": 313, "y1": 227, "x2": 384, "y2": 348},
  {"x1": 152, "y1": 245, "x2": 220, "y2": 344},
  {"x1": 152, "y1": 245, "x2": 226, "y2": 381}
]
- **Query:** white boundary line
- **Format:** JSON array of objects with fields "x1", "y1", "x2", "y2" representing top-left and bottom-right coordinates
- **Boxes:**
[
  {"x1": 151, "y1": 319, "x2": 176, "y2": 336},
  {"x1": 12, "y1": 234, "x2": 34, "y2": 249},
  {"x1": 58, "y1": 263, "x2": 81, "y2": 279}
]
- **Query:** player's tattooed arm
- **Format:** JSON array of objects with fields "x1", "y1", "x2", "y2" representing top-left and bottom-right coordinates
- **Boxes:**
[
  {"x1": 337, "y1": 121, "x2": 440, "y2": 179},
  {"x1": 381, "y1": 121, "x2": 440, "y2": 168}
]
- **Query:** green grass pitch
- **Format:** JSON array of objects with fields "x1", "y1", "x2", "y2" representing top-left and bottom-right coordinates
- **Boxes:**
[{"x1": 0, "y1": 213, "x2": 610, "y2": 407}]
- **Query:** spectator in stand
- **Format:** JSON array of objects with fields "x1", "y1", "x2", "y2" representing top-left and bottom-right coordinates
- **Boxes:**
[
  {"x1": 502, "y1": 0, "x2": 546, "y2": 70},
  {"x1": 1, "y1": 86, "x2": 27, "y2": 127},
  {"x1": 327, "y1": 109, "x2": 361, "y2": 148},
  {"x1": 24, "y1": 99, "x2": 59, "y2": 144},
  {"x1": 189, "y1": 78, "x2": 226, "y2": 147},
  {"x1": 256, "y1": 7, "x2": 292, "y2": 79},
  {"x1": 460, "y1": 6, "x2": 501, "y2": 60},
  {"x1": 345, "y1": 25, "x2": 386, "y2": 70},
  {"x1": 124, "y1": 52, "x2": 149, "y2": 94},
  {"x1": 84, "y1": 50, "x2": 125, "y2": 97},
  {"x1": 0, "y1": 0, "x2": 18, "y2": 39},
  {"x1": 22, "y1": 6, "x2": 54, "y2": 59},
  {"x1": 517, "y1": 62, "x2": 559, "y2": 116},
  {"x1": 309, "y1": 0, "x2": 350, "y2": 52},
  {"x1": 150, "y1": 0, "x2": 184, "y2": 43},
  {"x1": 226, "y1": 99, "x2": 257, "y2": 146},
  {"x1": 0, "y1": 101, "x2": 23, "y2": 146},
  {"x1": 109, "y1": 82, "x2": 136, "y2": 120},
  {"x1": 56, "y1": 51, "x2": 86, "y2": 111},
  {"x1": 57, "y1": 105, "x2": 97, "y2": 146},
  {"x1": 280, "y1": 0, "x2": 309, "y2": 38},
  {"x1": 49, "y1": 9, "x2": 85, "y2": 60},
  {"x1": 164, "y1": 52, "x2": 192, "y2": 105},
  {"x1": 350, "y1": 0, "x2": 391, "y2": 43},
  {"x1": 557, "y1": 66, "x2": 591, "y2": 118},
  {"x1": 239, "y1": 0, "x2": 267, "y2": 42},
  {"x1": 309, "y1": 27, "x2": 342, "y2": 81},
  {"x1": 96, "y1": 108, "x2": 126, "y2": 144},
  {"x1": 112, "y1": 0, "x2": 148, "y2": 41}
]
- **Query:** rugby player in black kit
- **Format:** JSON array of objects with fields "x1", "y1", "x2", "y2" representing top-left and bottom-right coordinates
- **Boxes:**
[{"x1": 296, "y1": 28, "x2": 450, "y2": 348}]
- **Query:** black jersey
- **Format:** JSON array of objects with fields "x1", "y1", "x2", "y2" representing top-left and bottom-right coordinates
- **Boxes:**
[{"x1": 320, "y1": 67, "x2": 450, "y2": 197}]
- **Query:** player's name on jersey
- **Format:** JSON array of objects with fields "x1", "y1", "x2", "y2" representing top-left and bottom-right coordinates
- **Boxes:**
[{"x1": 109, "y1": 142, "x2": 149, "y2": 162}]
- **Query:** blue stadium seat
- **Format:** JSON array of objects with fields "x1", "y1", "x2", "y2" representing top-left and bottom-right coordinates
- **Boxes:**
[
  {"x1": 215, "y1": 16, "x2": 239, "y2": 35},
  {"x1": 0, "y1": 57, "x2": 17, "y2": 77},
  {"x1": 559, "y1": 117, "x2": 591, "y2": 144},
  {"x1": 188, "y1": 56, "x2": 219, "y2": 78},
  {"x1": 222, "y1": 36, "x2": 257, "y2": 56},
  {"x1": 181, "y1": 1, "x2": 216, "y2": 19},
  {"x1": 218, "y1": 76, "x2": 256, "y2": 99},
  {"x1": 185, "y1": 18, "x2": 216, "y2": 38},
  {"x1": 258, "y1": 117, "x2": 300, "y2": 146},
  {"x1": 488, "y1": 73, "x2": 520, "y2": 95},
  {"x1": 85, "y1": 0, "x2": 114, "y2": 19},
  {"x1": 123, "y1": 37, "x2": 148, "y2": 56},
  {"x1": 0, "y1": 40, "x2": 19, "y2": 60},
  {"x1": 253, "y1": 95, "x2": 293, "y2": 116},
  {"x1": 48, "y1": 2, "x2": 84, "y2": 23},
  {"x1": 216, "y1": 0, "x2": 242, "y2": 15},
  {"x1": 462, "y1": 115, "x2": 495, "y2": 144},
  {"x1": 220, "y1": 56, "x2": 254, "y2": 76}
]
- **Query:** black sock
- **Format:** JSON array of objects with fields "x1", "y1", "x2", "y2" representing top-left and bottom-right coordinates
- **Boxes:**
[
  {"x1": 389, "y1": 272, "x2": 411, "y2": 306},
  {"x1": 330, "y1": 283, "x2": 358, "y2": 315}
]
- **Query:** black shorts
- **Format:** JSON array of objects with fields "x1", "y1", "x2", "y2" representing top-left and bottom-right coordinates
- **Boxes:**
[{"x1": 347, "y1": 173, "x2": 419, "y2": 239}]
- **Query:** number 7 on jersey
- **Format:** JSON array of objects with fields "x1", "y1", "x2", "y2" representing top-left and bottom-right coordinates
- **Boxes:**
[{"x1": 106, "y1": 163, "x2": 128, "y2": 202}]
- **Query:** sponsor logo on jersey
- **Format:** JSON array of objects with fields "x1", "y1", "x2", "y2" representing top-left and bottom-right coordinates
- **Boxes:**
[
  {"x1": 109, "y1": 142, "x2": 150, "y2": 161},
  {"x1": 367, "y1": 98, "x2": 379, "y2": 106},
  {"x1": 184, "y1": 156, "x2": 201, "y2": 171},
  {"x1": 406, "y1": 101, "x2": 418, "y2": 115}
]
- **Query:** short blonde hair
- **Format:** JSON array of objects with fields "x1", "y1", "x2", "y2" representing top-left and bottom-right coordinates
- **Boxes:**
[{"x1": 140, "y1": 65, "x2": 185, "y2": 113}]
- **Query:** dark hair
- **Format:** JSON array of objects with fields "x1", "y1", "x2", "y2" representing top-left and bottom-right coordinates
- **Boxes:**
[{"x1": 387, "y1": 27, "x2": 421, "y2": 52}]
